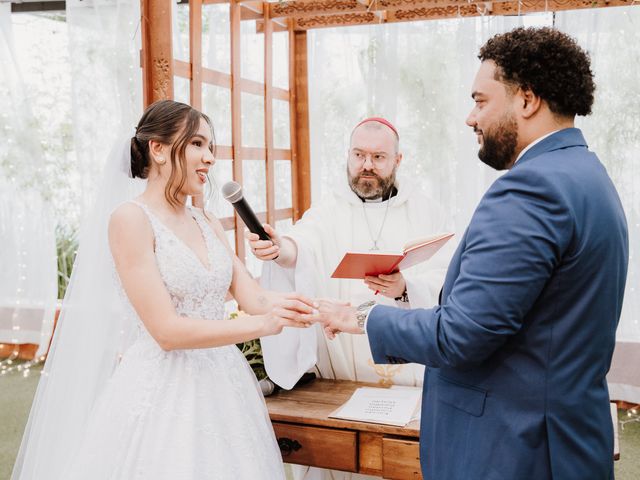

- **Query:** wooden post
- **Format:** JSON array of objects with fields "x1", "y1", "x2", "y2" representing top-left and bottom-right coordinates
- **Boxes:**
[
  {"x1": 290, "y1": 29, "x2": 312, "y2": 221},
  {"x1": 190, "y1": 0, "x2": 203, "y2": 109},
  {"x1": 230, "y1": 0, "x2": 245, "y2": 259},
  {"x1": 141, "y1": 0, "x2": 174, "y2": 107},
  {"x1": 264, "y1": 6, "x2": 276, "y2": 227},
  {"x1": 288, "y1": 21, "x2": 299, "y2": 222}
]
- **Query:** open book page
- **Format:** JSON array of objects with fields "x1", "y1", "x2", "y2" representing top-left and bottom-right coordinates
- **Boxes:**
[
  {"x1": 397, "y1": 232, "x2": 455, "y2": 271},
  {"x1": 331, "y1": 232, "x2": 454, "y2": 279},
  {"x1": 403, "y1": 232, "x2": 455, "y2": 252},
  {"x1": 329, "y1": 386, "x2": 422, "y2": 427}
]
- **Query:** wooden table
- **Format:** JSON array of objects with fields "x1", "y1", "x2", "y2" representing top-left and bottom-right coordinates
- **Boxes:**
[
  {"x1": 265, "y1": 379, "x2": 422, "y2": 479},
  {"x1": 266, "y1": 378, "x2": 621, "y2": 479}
]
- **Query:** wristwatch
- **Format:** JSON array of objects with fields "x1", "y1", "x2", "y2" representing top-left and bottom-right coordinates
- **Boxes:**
[
  {"x1": 356, "y1": 301, "x2": 376, "y2": 333},
  {"x1": 394, "y1": 288, "x2": 409, "y2": 303}
]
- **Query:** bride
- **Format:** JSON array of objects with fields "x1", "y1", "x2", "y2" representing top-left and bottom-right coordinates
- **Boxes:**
[{"x1": 12, "y1": 100, "x2": 315, "y2": 479}]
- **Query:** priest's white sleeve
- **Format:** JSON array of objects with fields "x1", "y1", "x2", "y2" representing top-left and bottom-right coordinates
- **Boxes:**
[
  {"x1": 259, "y1": 252, "x2": 319, "y2": 390},
  {"x1": 259, "y1": 202, "x2": 335, "y2": 390}
]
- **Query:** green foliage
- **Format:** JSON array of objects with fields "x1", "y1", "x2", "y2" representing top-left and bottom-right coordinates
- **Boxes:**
[
  {"x1": 229, "y1": 312, "x2": 267, "y2": 380},
  {"x1": 237, "y1": 338, "x2": 267, "y2": 381},
  {"x1": 55, "y1": 224, "x2": 78, "y2": 300}
]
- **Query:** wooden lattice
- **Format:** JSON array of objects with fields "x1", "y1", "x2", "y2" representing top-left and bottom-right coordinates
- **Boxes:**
[{"x1": 141, "y1": 0, "x2": 311, "y2": 261}]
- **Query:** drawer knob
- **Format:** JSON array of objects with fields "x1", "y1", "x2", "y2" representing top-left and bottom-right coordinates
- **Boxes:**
[{"x1": 278, "y1": 437, "x2": 302, "y2": 456}]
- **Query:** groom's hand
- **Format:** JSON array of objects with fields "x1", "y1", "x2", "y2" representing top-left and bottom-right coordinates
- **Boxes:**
[{"x1": 303, "y1": 299, "x2": 361, "y2": 337}]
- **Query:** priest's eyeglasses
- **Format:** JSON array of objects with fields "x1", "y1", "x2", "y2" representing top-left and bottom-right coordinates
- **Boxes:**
[{"x1": 349, "y1": 149, "x2": 392, "y2": 168}]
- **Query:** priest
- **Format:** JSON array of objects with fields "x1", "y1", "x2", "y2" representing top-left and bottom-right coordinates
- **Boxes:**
[{"x1": 248, "y1": 118, "x2": 453, "y2": 393}]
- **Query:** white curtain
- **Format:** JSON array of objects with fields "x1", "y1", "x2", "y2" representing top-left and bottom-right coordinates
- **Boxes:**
[
  {"x1": 66, "y1": 0, "x2": 142, "y2": 219},
  {"x1": 307, "y1": 16, "x2": 530, "y2": 234},
  {"x1": 557, "y1": 6, "x2": 640, "y2": 402},
  {"x1": 0, "y1": 4, "x2": 57, "y2": 356},
  {"x1": 308, "y1": 9, "x2": 640, "y2": 402}
]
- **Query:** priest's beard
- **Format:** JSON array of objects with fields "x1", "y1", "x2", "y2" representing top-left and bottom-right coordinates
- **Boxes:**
[
  {"x1": 477, "y1": 111, "x2": 518, "y2": 171},
  {"x1": 348, "y1": 165, "x2": 397, "y2": 200}
]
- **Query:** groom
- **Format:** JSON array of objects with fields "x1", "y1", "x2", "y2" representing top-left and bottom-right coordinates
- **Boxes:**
[{"x1": 310, "y1": 27, "x2": 628, "y2": 480}]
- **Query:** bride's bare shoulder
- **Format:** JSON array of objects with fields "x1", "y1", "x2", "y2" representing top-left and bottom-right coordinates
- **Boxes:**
[{"x1": 109, "y1": 202, "x2": 153, "y2": 241}]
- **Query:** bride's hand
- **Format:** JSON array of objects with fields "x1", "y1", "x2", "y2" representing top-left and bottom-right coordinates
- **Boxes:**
[{"x1": 260, "y1": 293, "x2": 317, "y2": 336}]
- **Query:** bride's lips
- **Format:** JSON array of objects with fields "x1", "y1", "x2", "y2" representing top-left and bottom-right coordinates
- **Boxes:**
[{"x1": 196, "y1": 168, "x2": 208, "y2": 183}]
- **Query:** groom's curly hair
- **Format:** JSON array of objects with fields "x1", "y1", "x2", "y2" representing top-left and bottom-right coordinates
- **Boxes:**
[{"x1": 479, "y1": 27, "x2": 595, "y2": 118}]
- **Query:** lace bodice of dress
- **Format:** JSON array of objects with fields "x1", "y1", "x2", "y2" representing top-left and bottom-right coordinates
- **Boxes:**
[{"x1": 126, "y1": 201, "x2": 232, "y2": 323}]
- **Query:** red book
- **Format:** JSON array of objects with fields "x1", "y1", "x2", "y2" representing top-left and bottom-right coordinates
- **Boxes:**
[{"x1": 331, "y1": 233, "x2": 454, "y2": 280}]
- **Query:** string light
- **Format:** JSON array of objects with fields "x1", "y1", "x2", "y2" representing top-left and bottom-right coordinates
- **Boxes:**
[
  {"x1": 0, "y1": 355, "x2": 46, "y2": 377},
  {"x1": 620, "y1": 405, "x2": 640, "y2": 430}
]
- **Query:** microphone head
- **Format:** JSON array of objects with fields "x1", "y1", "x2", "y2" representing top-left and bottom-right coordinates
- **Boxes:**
[{"x1": 221, "y1": 181, "x2": 243, "y2": 203}]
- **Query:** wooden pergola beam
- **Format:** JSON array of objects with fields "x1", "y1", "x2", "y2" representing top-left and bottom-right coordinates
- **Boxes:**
[
  {"x1": 10, "y1": 1, "x2": 65, "y2": 12},
  {"x1": 270, "y1": 0, "x2": 369, "y2": 18},
  {"x1": 267, "y1": 0, "x2": 639, "y2": 30},
  {"x1": 267, "y1": 0, "x2": 519, "y2": 19},
  {"x1": 241, "y1": 0, "x2": 265, "y2": 20}
]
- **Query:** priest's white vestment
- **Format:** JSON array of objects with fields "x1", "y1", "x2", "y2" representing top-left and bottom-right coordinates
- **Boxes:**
[{"x1": 261, "y1": 177, "x2": 454, "y2": 388}]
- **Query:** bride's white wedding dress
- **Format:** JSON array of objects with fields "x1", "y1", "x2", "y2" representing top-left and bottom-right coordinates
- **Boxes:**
[{"x1": 64, "y1": 201, "x2": 285, "y2": 479}]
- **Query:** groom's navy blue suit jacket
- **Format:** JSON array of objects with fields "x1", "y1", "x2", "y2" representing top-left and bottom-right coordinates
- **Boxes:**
[{"x1": 368, "y1": 128, "x2": 628, "y2": 480}]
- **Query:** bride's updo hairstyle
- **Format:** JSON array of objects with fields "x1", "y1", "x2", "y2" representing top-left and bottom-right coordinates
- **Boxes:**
[{"x1": 131, "y1": 99, "x2": 215, "y2": 206}]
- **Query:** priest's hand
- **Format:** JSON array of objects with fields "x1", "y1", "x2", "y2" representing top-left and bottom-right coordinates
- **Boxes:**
[
  {"x1": 303, "y1": 299, "x2": 361, "y2": 339},
  {"x1": 245, "y1": 224, "x2": 281, "y2": 261},
  {"x1": 245, "y1": 225, "x2": 298, "y2": 268},
  {"x1": 364, "y1": 272, "x2": 406, "y2": 299}
]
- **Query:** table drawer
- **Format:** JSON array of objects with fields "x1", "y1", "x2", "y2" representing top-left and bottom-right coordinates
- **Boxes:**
[
  {"x1": 273, "y1": 422, "x2": 357, "y2": 472},
  {"x1": 382, "y1": 437, "x2": 423, "y2": 479}
]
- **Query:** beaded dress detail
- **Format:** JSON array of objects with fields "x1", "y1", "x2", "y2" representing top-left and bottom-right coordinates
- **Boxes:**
[{"x1": 64, "y1": 201, "x2": 285, "y2": 479}]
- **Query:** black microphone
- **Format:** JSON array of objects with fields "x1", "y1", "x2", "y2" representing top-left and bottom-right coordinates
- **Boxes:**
[{"x1": 221, "y1": 181, "x2": 271, "y2": 241}]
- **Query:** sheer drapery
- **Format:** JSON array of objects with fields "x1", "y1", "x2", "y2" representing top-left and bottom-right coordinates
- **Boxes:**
[
  {"x1": 0, "y1": 5, "x2": 57, "y2": 356},
  {"x1": 10, "y1": 2, "x2": 144, "y2": 478},
  {"x1": 66, "y1": 0, "x2": 142, "y2": 218},
  {"x1": 307, "y1": 16, "x2": 528, "y2": 234},
  {"x1": 308, "y1": 10, "x2": 640, "y2": 402},
  {"x1": 557, "y1": 6, "x2": 640, "y2": 402}
]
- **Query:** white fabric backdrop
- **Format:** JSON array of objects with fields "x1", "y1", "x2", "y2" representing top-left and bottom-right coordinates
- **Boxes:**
[
  {"x1": 66, "y1": 0, "x2": 142, "y2": 218},
  {"x1": 557, "y1": 7, "x2": 640, "y2": 402},
  {"x1": 307, "y1": 9, "x2": 640, "y2": 401},
  {"x1": 0, "y1": 4, "x2": 57, "y2": 356}
]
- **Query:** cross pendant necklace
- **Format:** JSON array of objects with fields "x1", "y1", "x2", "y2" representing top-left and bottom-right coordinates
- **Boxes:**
[{"x1": 362, "y1": 197, "x2": 392, "y2": 251}]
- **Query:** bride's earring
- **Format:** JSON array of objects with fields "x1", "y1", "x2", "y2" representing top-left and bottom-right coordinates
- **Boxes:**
[{"x1": 155, "y1": 156, "x2": 166, "y2": 165}]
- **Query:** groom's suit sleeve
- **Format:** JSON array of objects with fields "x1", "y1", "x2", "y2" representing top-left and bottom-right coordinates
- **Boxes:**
[{"x1": 367, "y1": 166, "x2": 574, "y2": 369}]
